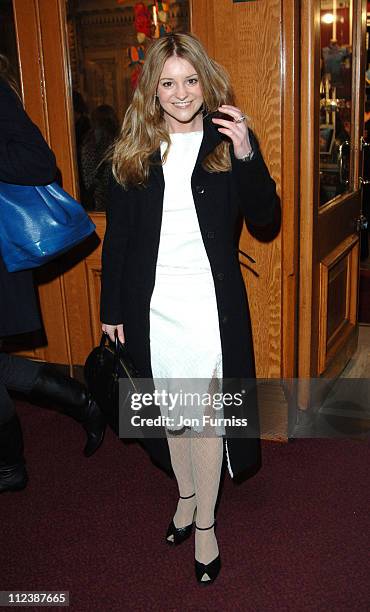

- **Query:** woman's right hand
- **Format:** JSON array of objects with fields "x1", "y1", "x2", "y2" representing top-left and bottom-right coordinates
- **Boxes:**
[{"x1": 101, "y1": 323, "x2": 125, "y2": 344}]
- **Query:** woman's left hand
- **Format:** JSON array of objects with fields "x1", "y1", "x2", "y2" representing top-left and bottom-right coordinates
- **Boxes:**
[{"x1": 211, "y1": 104, "x2": 252, "y2": 159}]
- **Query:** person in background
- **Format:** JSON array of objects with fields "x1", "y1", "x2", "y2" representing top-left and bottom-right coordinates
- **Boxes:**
[
  {"x1": 100, "y1": 33, "x2": 278, "y2": 585},
  {"x1": 80, "y1": 104, "x2": 119, "y2": 211},
  {"x1": 0, "y1": 55, "x2": 106, "y2": 494},
  {"x1": 322, "y1": 38, "x2": 350, "y2": 89},
  {"x1": 73, "y1": 90, "x2": 91, "y2": 151},
  {"x1": 72, "y1": 90, "x2": 91, "y2": 208}
]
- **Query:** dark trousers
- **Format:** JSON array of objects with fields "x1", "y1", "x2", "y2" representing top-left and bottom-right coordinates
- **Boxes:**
[{"x1": 0, "y1": 352, "x2": 42, "y2": 424}]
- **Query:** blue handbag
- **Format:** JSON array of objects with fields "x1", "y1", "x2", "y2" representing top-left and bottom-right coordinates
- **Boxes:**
[{"x1": 0, "y1": 181, "x2": 96, "y2": 272}]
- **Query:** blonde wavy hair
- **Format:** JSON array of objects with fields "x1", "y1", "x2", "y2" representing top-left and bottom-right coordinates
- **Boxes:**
[{"x1": 112, "y1": 33, "x2": 235, "y2": 187}]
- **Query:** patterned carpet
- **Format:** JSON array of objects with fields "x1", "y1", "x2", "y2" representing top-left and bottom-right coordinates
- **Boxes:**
[{"x1": 0, "y1": 402, "x2": 369, "y2": 611}]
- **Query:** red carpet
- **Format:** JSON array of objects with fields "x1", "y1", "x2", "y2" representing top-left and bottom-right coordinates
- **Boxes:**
[{"x1": 0, "y1": 402, "x2": 369, "y2": 611}]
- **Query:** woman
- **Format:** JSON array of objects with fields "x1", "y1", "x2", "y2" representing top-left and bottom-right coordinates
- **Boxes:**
[
  {"x1": 101, "y1": 33, "x2": 278, "y2": 584},
  {"x1": 0, "y1": 55, "x2": 105, "y2": 494}
]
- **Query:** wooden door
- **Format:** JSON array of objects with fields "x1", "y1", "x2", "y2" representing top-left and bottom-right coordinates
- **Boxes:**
[{"x1": 299, "y1": 0, "x2": 367, "y2": 395}]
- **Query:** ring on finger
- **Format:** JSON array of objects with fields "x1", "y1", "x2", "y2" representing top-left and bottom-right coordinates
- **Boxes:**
[{"x1": 234, "y1": 114, "x2": 246, "y2": 124}]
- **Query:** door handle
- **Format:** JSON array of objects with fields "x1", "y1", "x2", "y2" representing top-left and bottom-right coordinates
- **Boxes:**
[
  {"x1": 338, "y1": 140, "x2": 350, "y2": 185},
  {"x1": 360, "y1": 135, "x2": 370, "y2": 185}
]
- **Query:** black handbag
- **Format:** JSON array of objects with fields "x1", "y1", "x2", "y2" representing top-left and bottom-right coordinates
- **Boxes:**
[{"x1": 84, "y1": 333, "x2": 140, "y2": 434}]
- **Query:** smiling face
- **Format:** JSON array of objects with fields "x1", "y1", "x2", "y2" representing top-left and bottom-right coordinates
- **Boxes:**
[{"x1": 156, "y1": 55, "x2": 204, "y2": 133}]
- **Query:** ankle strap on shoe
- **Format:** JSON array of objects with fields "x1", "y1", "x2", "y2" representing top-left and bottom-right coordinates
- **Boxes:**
[
  {"x1": 179, "y1": 493, "x2": 195, "y2": 499},
  {"x1": 195, "y1": 522, "x2": 215, "y2": 531}
]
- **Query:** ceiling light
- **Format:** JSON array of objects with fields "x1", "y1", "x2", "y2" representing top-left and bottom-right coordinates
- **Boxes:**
[{"x1": 322, "y1": 13, "x2": 335, "y2": 24}]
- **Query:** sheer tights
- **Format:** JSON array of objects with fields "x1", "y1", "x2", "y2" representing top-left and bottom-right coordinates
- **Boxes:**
[{"x1": 166, "y1": 419, "x2": 223, "y2": 568}]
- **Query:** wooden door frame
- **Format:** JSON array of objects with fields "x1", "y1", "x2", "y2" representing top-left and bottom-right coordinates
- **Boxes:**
[
  {"x1": 281, "y1": 0, "x2": 300, "y2": 379},
  {"x1": 299, "y1": 0, "x2": 367, "y2": 382}
]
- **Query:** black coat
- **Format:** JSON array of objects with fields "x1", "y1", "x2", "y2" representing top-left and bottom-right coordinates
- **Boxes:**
[
  {"x1": 100, "y1": 116, "x2": 279, "y2": 479},
  {"x1": 0, "y1": 78, "x2": 56, "y2": 337}
]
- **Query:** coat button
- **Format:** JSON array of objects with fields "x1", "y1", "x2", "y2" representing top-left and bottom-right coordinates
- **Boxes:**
[
  {"x1": 206, "y1": 231, "x2": 215, "y2": 239},
  {"x1": 195, "y1": 185, "x2": 205, "y2": 194},
  {"x1": 217, "y1": 272, "x2": 224, "y2": 281},
  {"x1": 222, "y1": 315, "x2": 228, "y2": 324}
]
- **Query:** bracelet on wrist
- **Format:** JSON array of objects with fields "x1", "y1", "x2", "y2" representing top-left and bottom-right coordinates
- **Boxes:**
[{"x1": 237, "y1": 149, "x2": 255, "y2": 163}]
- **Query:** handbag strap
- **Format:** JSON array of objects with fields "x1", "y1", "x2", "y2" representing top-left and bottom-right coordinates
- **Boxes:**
[
  {"x1": 114, "y1": 331, "x2": 122, "y2": 377},
  {"x1": 100, "y1": 331, "x2": 123, "y2": 379}
]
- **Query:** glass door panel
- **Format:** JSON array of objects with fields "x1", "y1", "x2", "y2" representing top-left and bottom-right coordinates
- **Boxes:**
[{"x1": 319, "y1": 0, "x2": 354, "y2": 206}]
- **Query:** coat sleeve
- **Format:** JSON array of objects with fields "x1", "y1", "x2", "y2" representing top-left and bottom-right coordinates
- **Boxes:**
[
  {"x1": 0, "y1": 78, "x2": 56, "y2": 185},
  {"x1": 100, "y1": 176, "x2": 130, "y2": 325},
  {"x1": 231, "y1": 129, "x2": 279, "y2": 226}
]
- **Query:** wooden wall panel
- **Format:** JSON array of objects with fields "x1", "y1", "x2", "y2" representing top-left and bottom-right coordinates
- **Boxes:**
[
  {"x1": 192, "y1": 0, "x2": 283, "y2": 378},
  {"x1": 318, "y1": 236, "x2": 359, "y2": 374},
  {"x1": 190, "y1": 0, "x2": 215, "y2": 55},
  {"x1": 13, "y1": 1, "x2": 47, "y2": 134}
]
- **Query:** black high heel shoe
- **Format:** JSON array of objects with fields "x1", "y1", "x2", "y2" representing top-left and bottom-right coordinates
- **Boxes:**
[
  {"x1": 166, "y1": 493, "x2": 196, "y2": 545},
  {"x1": 195, "y1": 523, "x2": 221, "y2": 585}
]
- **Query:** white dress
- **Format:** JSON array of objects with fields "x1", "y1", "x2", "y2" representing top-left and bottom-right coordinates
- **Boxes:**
[{"x1": 149, "y1": 131, "x2": 224, "y2": 433}]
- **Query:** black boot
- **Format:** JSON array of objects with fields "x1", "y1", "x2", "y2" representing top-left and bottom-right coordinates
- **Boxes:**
[
  {"x1": 0, "y1": 414, "x2": 28, "y2": 493},
  {"x1": 29, "y1": 364, "x2": 106, "y2": 457}
]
